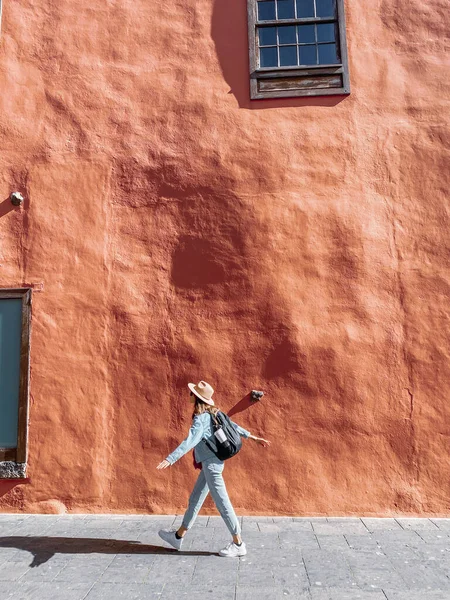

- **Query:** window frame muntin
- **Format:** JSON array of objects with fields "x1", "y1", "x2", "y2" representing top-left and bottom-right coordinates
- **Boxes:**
[
  {"x1": 0, "y1": 288, "x2": 32, "y2": 467},
  {"x1": 248, "y1": 0, "x2": 350, "y2": 99}
]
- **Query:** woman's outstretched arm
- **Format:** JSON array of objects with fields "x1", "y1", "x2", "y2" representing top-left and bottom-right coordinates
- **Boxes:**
[
  {"x1": 157, "y1": 415, "x2": 205, "y2": 469},
  {"x1": 230, "y1": 419, "x2": 271, "y2": 447}
]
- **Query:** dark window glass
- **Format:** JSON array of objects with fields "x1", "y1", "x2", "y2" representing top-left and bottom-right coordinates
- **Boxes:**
[
  {"x1": 279, "y1": 45, "x2": 298, "y2": 65},
  {"x1": 316, "y1": 0, "x2": 334, "y2": 17},
  {"x1": 259, "y1": 27, "x2": 277, "y2": 45},
  {"x1": 296, "y1": 0, "x2": 314, "y2": 18},
  {"x1": 317, "y1": 23, "x2": 335, "y2": 42},
  {"x1": 258, "y1": 1, "x2": 276, "y2": 20},
  {"x1": 278, "y1": 25, "x2": 297, "y2": 44},
  {"x1": 277, "y1": 0, "x2": 295, "y2": 19},
  {"x1": 260, "y1": 46, "x2": 278, "y2": 67},
  {"x1": 299, "y1": 44, "x2": 317, "y2": 64},
  {"x1": 0, "y1": 299, "x2": 22, "y2": 448},
  {"x1": 297, "y1": 24, "x2": 315, "y2": 43},
  {"x1": 318, "y1": 42, "x2": 338, "y2": 63}
]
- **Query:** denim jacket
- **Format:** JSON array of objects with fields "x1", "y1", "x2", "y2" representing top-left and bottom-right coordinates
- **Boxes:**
[{"x1": 166, "y1": 412, "x2": 251, "y2": 465}]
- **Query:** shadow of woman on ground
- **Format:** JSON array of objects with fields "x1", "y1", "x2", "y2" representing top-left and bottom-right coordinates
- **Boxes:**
[{"x1": 0, "y1": 537, "x2": 216, "y2": 567}]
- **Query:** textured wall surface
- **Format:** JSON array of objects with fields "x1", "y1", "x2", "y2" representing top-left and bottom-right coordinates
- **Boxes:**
[{"x1": 0, "y1": 0, "x2": 449, "y2": 515}]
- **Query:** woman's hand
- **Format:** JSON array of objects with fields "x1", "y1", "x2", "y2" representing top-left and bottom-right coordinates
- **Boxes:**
[
  {"x1": 157, "y1": 460, "x2": 171, "y2": 470},
  {"x1": 251, "y1": 436, "x2": 271, "y2": 447}
]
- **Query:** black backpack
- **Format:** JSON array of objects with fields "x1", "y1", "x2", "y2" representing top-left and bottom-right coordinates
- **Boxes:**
[{"x1": 205, "y1": 411, "x2": 242, "y2": 461}]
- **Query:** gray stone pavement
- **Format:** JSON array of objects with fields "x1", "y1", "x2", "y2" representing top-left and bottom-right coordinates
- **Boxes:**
[{"x1": 0, "y1": 515, "x2": 450, "y2": 600}]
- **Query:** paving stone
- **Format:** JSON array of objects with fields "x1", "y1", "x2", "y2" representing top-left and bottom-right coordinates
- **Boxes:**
[
  {"x1": 310, "y1": 590, "x2": 386, "y2": 599},
  {"x1": 0, "y1": 548, "x2": 22, "y2": 566},
  {"x1": 415, "y1": 542, "x2": 450, "y2": 565},
  {"x1": 53, "y1": 559, "x2": 113, "y2": 584},
  {"x1": 302, "y1": 550, "x2": 355, "y2": 588},
  {"x1": 100, "y1": 556, "x2": 153, "y2": 583},
  {"x1": 192, "y1": 564, "x2": 238, "y2": 586},
  {"x1": 0, "y1": 525, "x2": 23, "y2": 537},
  {"x1": 0, "y1": 560, "x2": 31, "y2": 582},
  {"x1": 238, "y1": 564, "x2": 276, "y2": 585},
  {"x1": 312, "y1": 522, "x2": 368, "y2": 536},
  {"x1": 236, "y1": 586, "x2": 311, "y2": 599},
  {"x1": 294, "y1": 517, "x2": 328, "y2": 523},
  {"x1": 281, "y1": 521, "x2": 314, "y2": 532},
  {"x1": 415, "y1": 530, "x2": 450, "y2": 544},
  {"x1": 373, "y1": 530, "x2": 423, "y2": 546},
  {"x1": 391, "y1": 558, "x2": 450, "y2": 589},
  {"x1": 0, "y1": 582, "x2": 16, "y2": 600},
  {"x1": 326, "y1": 518, "x2": 363, "y2": 524},
  {"x1": 279, "y1": 531, "x2": 320, "y2": 550},
  {"x1": 9, "y1": 582, "x2": 93, "y2": 600},
  {"x1": 272, "y1": 564, "x2": 310, "y2": 587},
  {"x1": 351, "y1": 567, "x2": 405, "y2": 591},
  {"x1": 430, "y1": 519, "x2": 450, "y2": 532},
  {"x1": 7, "y1": 522, "x2": 54, "y2": 537},
  {"x1": 16, "y1": 556, "x2": 69, "y2": 582},
  {"x1": 84, "y1": 582, "x2": 163, "y2": 599},
  {"x1": 258, "y1": 523, "x2": 283, "y2": 532},
  {"x1": 241, "y1": 521, "x2": 260, "y2": 532},
  {"x1": 396, "y1": 518, "x2": 439, "y2": 531},
  {"x1": 82, "y1": 520, "x2": 123, "y2": 530},
  {"x1": 384, "y1": 591, "x2": 450, "y2": 600},
  {"x1": 344, "y1": 550, "x2": 405, "y2": 590},
  {"x1": 145, "y1": 555, "x2": 196, "y2": 585},
  {"x1": 378, "y1": 542, "x2": 421, "y2": 561},
  {"x1": 345, "y1": 535, "x2": 381, "y2": 551},
  {"x1": 161, "y1": 584, "x2": 236, "y2": 599},
  {"x1": 316, "y1": 535, "x2": 350, "y2": 551},
  {"x1": 360, "y1": 519, "x2": 403, "y2": 532}
]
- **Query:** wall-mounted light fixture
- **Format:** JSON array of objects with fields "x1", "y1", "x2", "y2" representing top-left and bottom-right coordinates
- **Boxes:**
[
  {"x1": 10, "y1": 192, "x2": 24, "y2": 206},
  {"x1": 251, "y1": 390, "x2": 264, "y2": 402}
]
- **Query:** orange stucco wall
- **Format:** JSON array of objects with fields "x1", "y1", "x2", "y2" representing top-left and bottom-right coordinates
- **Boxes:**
[{"x1": 0, "y1": 0, "x2": 449, "y2": 515}]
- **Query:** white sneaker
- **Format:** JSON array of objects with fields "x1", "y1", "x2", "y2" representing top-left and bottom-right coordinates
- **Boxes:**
[
  {"x1": 219, "y1": 541, "x2": 247, "y2": 557},
  {"x1": 158, "y1": 529, "x2": 183, "y2": 550}
]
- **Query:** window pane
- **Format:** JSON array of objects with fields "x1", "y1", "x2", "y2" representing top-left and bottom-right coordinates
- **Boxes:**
[
  {"x1": 318, "y1": 42, "x2": 339, "y2": 63},
  {"x1": 0, "y1": 299, "x2": 22, "y2": 448},
  {"x1": 316, "y1": 0, "x2": 335, "y2": 17},
  {"x1": 296, "y1": 0, "x2": 314, "y2": 17},
  {"x1": 299, "y1": 44, "x2": 317, "y2": 64},
  {"x1": 277, "y1": 0, "x2": 295, "y2": 19},
  {"x1": 279, "y1": 45, "x2": 298, "y2": 66},
  {"x1": 260, "y1": 46, "x2": 278, "y2": 67},
  {"x1": 278, "y1": 25, "x2": 297, "y2": 44},
  {"x1": 297, "y1": 24, "x2": 315, "y2": 43},
  {"x1": 317, "y1": 23, "x2": 335, "y2": 42},
  {"x1": 258, "y1": 1, "x2": 276, "y2": 21},
  {"x1": 259, "y1": 27, "x2": 277, "y2": 46}
]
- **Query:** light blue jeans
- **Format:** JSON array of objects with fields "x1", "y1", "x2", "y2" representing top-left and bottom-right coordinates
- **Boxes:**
[{"x1": 181, "y1": 458, "x2": 241, "y2": 536}]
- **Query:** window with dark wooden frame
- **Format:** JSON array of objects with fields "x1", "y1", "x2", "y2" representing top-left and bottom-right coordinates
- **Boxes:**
[
  {"x1": 248, "y1": 0, "x2": 350, "y2": 99},
  {"x1": 0, "y1": 289, "x2": 31, "y2": 478}
]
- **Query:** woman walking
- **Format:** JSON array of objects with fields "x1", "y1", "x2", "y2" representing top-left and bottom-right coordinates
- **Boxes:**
[{"x1": 157, "y1": 380, "x2": 270, "y2": 557}]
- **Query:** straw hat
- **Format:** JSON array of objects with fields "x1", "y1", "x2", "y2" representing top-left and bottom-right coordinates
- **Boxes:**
[{"x1": 188, "y1": 381, "x2": 215, "y2": 406}]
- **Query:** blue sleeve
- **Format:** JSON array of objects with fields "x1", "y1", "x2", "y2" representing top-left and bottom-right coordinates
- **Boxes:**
[
  {"x1": 166, "y1": 415, "x2": 206, "y2": 464},
  {"x1": 230, "y1": 420, "x2": 251, "y2": 439}
]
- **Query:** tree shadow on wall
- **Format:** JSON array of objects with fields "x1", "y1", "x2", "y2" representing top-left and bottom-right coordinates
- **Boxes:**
[
  {"x1": 211, "y1": 0, "x2": 347, "y2": 109},
  {"x1": 0, "y1": 537, "x2": 216, "y2": 567}
]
